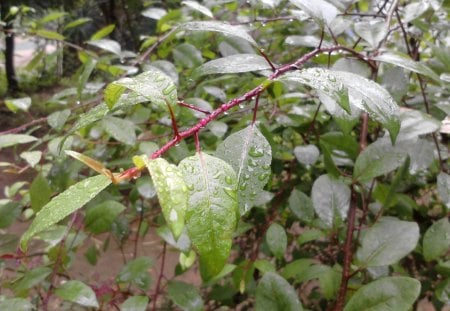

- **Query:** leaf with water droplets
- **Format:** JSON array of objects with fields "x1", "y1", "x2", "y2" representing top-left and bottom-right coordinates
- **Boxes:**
[
  {"x1": 102, "y1": 116, "x2": 136, "y2": 146},
  {"x1": 178, "y1": 153, "x2": 238, "y2": 281},
  {"x1": 311, "y1": 174, "x2": 350, "y2": 228},
  {"x1": 193, "y1": 54, "x2": 272, "y2": 78},
  {"x1": 215, "y1": 125, "x2": 272, "y2": 214},
  {"x1": 179, "y1": 21, "x2": 256, "y2": 46},
  {"x1": 142, "y1": 157, "x2": 188, "y2": 239},
  {"x1": 279, "y1": 68, "x2": 401, "y2": 143},
  {"x1": 54, "y1": 280, "x2": 99, "y2": 308},
  {"x1": 20, "y1": 175, "x2": 111, "y2": 250},
  {"x1": 289, "y1": 0, "x2": 340, "y2": 26}
]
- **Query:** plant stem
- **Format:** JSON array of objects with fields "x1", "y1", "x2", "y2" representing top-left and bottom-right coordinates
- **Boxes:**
[{"x1": 152, "y1": 242, "x2": 167, "y2": 310}]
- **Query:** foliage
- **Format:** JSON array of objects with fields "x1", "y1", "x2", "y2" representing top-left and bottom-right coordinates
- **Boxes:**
[{"x1": 1, "y1": 0, "x2": 449, "y2": 310}]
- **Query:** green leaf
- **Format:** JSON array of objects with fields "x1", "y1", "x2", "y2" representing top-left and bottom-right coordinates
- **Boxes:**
[
  {"x1": 54, "y1": 280, "x2": 99, "y2": 308},
  {"x1": 0, "y1": 201, "x2": 20, "y2": 229},
  {"x1": 104, "y1": 83, "x2": 126, "y2": 109},
  {"x1": 77, "y1": 57, "x2": 97, "y2": 99},
  {"x1": 141, "y1": 7, "x2": 167, "y2": 20},
  {"x1": 435, "y1": 278, "x2": 450, "y2": 304},
  {"x1": 437, "y1": 172, "x2": 450, "y2": 211},
  {"x1": 120, "y1": 296, "x2": 149, "y2": 311},
  {"x1": 254, "y1": 259, "x2": 276, "y2": 274},
  {"x1": 143, "y1": 157, "x2": 188, "y2": 239},
  {"x1": 29, "y1": 173, "x2": 52, "y2": 213},
  {"x1": 255, "y1": 272, "x2": 303, "y2": 311},
  {"x1": 167, "y1": 281, "x2": 204, "y2": 311},
  {"x1": 85, "y1": 200, "x2": 126, "y2": 234},
  {"x1": 280, "y1": 258, "x2": 314, "y2": 281},
  {"x1": 354, "y1": 138, "x2": 407, "y2": 184},
  {"x1": 0, "y1": 233, "x2": 19, "y2": 255},
  {"x1": 266, "y1": 223, "x2": 287, "y2": 259},
  {"x1": 215, "y1": 125, "x2": 272, "y2": 214},
  {"x1": 311, "y1": 174, "x2": 350, "y2": 228},
  {"x1": 35, "y1": 29, "x2": 65, "y2": 40},
  {"x1": 116, "y1": 257, "x2": 153, "y2": 290},
  {"x1": 180, "y1": 21, "x2": 257, "y2": 45},
  {"x1": 63, "y1": 17, "x2": 92, "y2": 30},
  {"x1": 423, "y1": 218, "x2": 450, "y2": 261},
  {"x1": 20, "y1": 175, "x2": 111, "y2": 250},
  {"x1": 39, "y1": 11, "x2": 67, "y2": 24},
  {"x1": 179, "y1": 153, "x2": 238, "y2": 281},
  {"x1": 19, "y1": 150, "x2": 41, "y2": 168},
  {"x1": 354, "y1": 19, "x2": 387, "y2": 48},
  {"x1": 288, "y1": 189, "x2": 314, "y2": 223},
  {"x1": 5, "y1": 97, "x2": 31, "y2": 112},
  {"x1": 344, "y1": 277, "x2": 421, "y2": 311},
  {"x1": 373, "y1": 52, "x2": 441, "y2": 83},
  {"x1": 0, "y1": 298, "x2": 32, "y2": 311},
  {"x1": 397, "y1": 109, "x2": 441, "y2": 140},
  {"x1": 293, "y1": 144, "x2": 320, "y2": 166},
  {"x1": 289, "y1": 0, "x2": 339, "y2": 26},
  {"x1": 193, "y1": 54, "x2": 272, "y2": 77},
  {"x1": 102, "y1": 116, "x2": 136, "y2": 146},
  {"x1": 90, "y1": 24, "x2": 115, "y2": 40},
  {"x1": 280, "y1": 68, "x2": 401, "y2": 143},
  {"x1": 87, "y1": 39, "x2": 121, "y2": 56},
  {"x1": 182, "y1": 1, "x2": 213, "y2": 18},
  {"x1": 13, "y1": 267, "x2": 52, "y2": 292},
  {"x1": 356, "y1": 217, "x2": 419, "y2": 267},
  {"x1": 108, "y1": 69, "x2": 178, "y2": 110},
  {"x1": 48, "y1": 109, "x2": 71, "y2": 131}
]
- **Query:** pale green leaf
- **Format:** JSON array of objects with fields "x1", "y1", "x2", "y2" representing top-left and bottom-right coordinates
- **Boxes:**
[
  {"x1": 193, "y1": 54, "x2": 272, "y2": 77},
  {"x1": 143, "y1": 157, "x2": 188, "y2": 239},
  {"x1": 120, "y1": 296, "x2": 149, "y2": 311},
  {"x1": 423, "y1": 218, "x2": 450, "y2": 261},
  {"x1": 344, "y1": 277, "x2": 421, "y2": 311},
  {"x1": 356, "y1": 217, "x2": 419, "y2": 267},
  {"x1": 5, "y1": 97, "x2": 31, "y2": 112},
  {"x1": 63, "y1": 17, "x2": 92, "y2": 30},
  {"x1": 354, "y1": 19, "x2": 387, "y2": 48},
  {"x1": 55, "y1": 280, "x2": 99, "y2": 308},
  {"x1": 35, "y1": 29, "x2": 65, "y2": 40},
  {"x1": 397, "y1": 109, "x2": 440, "y2": 140},
  {"x1": 266, "y1": 223, "x2": 287, "y2": 259},
  {"x1": 294, "y1": 144, "x2": 320, "y2": 166},
  {"x1": 0, "y1": 134, "x2": 37, "y2": 149},
  {"x1": 180, "y1": 21, "x2": 256, "y2": 45},
  {"x1": 20, "y1": 175, "x2": 111, "y2": 250},
  {"x1": 437, "y1": 172, "x2": 450, "y2": 210},
  {"x1": 20, "y1": 151, "x2": 42, "y2": 168},
  {"x1": 311, "y1": 174, "x2": 350, "y2": 228},
  {"x1": 167, "y1": 281, "x2": 204, "y2": 311},
  {"x1": 255, "y1": 272, "x2": 303, "y2": 311},
  {"x1": 215, "y1": 125, "x2": 272, "y2": 214},
  {"x1": 141, "y1": 7, "x2": 167, "y2": 20},
  {"x1": 90, "y1": 24, "x2": 115, "y2": 41},
  {"x1": 77, "y1": 57, "x2": 97, "y2": 99},
  {"x1": 87, "y1": 39, "x2": 121, "y2": 56},
  {"x1": 288, "y1": 189, "x2": 314, "y2": 223},
  {"x1": 0, "y1": 298, "x2": 32, "y2": 311},
  {"x1": 178, "y1": 153, "x2": 238, "y2": 281},
  {"x1": 102, "y1": 116, "x2": 136, "y2": 146},
  {"x1": 48, "y1": 109, "x2": 71, "y2": 130},
  {"x1": 182, "y1": 1, "x2": 213, "y2": 18},
  {"x1": 39, "y1": 11, "x2": 67, "y2": 24},
  {"x1": 289, "y1": 0, "x2": 340, "y2": 25}
]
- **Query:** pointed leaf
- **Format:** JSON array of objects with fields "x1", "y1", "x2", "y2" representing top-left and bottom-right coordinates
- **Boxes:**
[
  {"x1": 374, "y1": 52, "x2": 441, "y2": 83},
  {"x1": 193, "y1": 54, "x2": 272, "y2": 77},
  {"x1": 423, "y1": 218, "x2": 450, "y2": 261},
  {"x1": 311, "y1": 175, "x2": 350, "y2": 228},
  {"x1": 0, "y1": 134, "x2": 37, "y2": 149},
  {"x1": 35, "y1": 29, "x2": 65, "y2": 40},
  {"x1": 20, "y1": 151, "x2": 42, "y2": 168},
  {"x1": 102, "y1": 116, "x2": 136, "y2": 146},
  {"x1": 179, "y1": 153, "x2": 238, "y2": 280},
  {"x1": 182, "y1": 1, "x2": 213, "y2": 18},
  {"x1": 48, "y1": 109, "x2": 71, "y2": 130},
  {"x1": 344, "y1": 277, "x2": 421, "y2": 311},
  {"x1": 120, "y1": 296, "x2": 149, "y2": 311},
  {"x1": 280, "y1": 69, "x2": 400, "y2": 142},
  {"x1": 437, "y1": 172, "x2": 450, "y2": 210},
  {"x1": 63, "y1": 17, "x2": 92, "y2": 30},
  {"x1": 167, "y1": 281, "x2": 204, "y2": 311},
  {"x1": 85, "y1": 200, "x2": 126, "y2": 234},
  {"x1": 354, "y1": 19, "x2": 387, "y2": 48},
  {"x1": 55, "y1": 280, "x2": 99, "y2": 308},
  {"x1": 289, "y1": 0, "x2": 339, "y2": 25},
  {"x1": 266, "y1": 223, "x2": 287, "y2": 259},
  {"x1": 29, "y1": 173, "x2": 52, "y2": 213},
  {"x1": 180, "y1": 21, "x2": 256, "y2": 45},
  {"x1": 255, "y1": 272, "x2": 303, "y2": 311},
  {"x1": 117, "y1": 257, "x2": 153, "y2": 290},
  {"x1": 77, "y1": 57, "x2": 97, "y2": 99},
  {"x1": 14, "y1": 267, "x2": 52, "y2": 292},
  {"x1": 0, "y1": 298, "x2": 32, "y2": 311},
  {"x1": 215, "y1": 125, "x2": 272, "y2": 214},
  {"x1": 356, "y1": 217, "x2": 419, "y2": 267},
  {"x1": 87, "y1": 39, "x2": 121, "y2": 56},
  {"x1": 20, "y1": 175, "x2": 111, "y2": 250},
  {"x1": 143, "y1": 157, "x2": 188, "y2": 239},
  {"x1": 90, "y1": 24, "x2": 115, "y2": 40},
  {"x1": 141, "y1": 7, "x2": 167, "y2": 20}
]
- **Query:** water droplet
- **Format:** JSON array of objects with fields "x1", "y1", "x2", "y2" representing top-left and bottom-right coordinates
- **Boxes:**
[
  {"x1": 258, "y1": 173, "x2": 270, "y2": 181},
  {"x1": 225, "y1": 175, "x2": 233, "y2": 185},
  {"x1": 224, "y1": 111, "x2": 229, "y2": 115},
  {"x1": 76, "y1": 100, "x2": 81, "y2": 105},
  {"x1": 224, "y1": 187, "x2": 235, "y2": 199},
  {"x1": 239, "y1": 103, "x2": 245, "y2": 109},
  {"x1": 249, "y1": 146, "x2": 264, "y2": 157},
  {"x1": 261, "y1": 22, "x2": 266, "y2": 27},
  {"x1": 262, "y1": 164, "x2": 271, "y2": 170},
  {"x1": 239, "y1": 183, "x2": 247, "y2": 191},
  {"x1": 187, "y1": 184, "x2": 194, "y2": 191},
  {"x1": 289, "y1": 18, "x2": 294, "y2": 22}
]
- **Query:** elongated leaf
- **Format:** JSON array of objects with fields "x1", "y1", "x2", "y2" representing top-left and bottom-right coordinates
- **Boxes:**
[
  {"x1": 266, "y1": 223, "x2": 287, "y2": 259},
  {"x1": 0, "y1": 134, "x2": 37, "y2": 149},
  {"x1": 14, "y1": 267, "x2": 52, "y2": 291},
  {"x1": 120, "y1": 296, "x2": 149, "y2": 311},
  {"x1": 354, "y1": 138, "x2": 407, "y2": 184},
  {"x1": 77, "y1": 57, "x2": 97, "y2": 99},
  {"x1": 29, "y1": 174, "x2": 52, "y2": 213},
  {"x1": 423, "y1": 218, "x2": 450, "y2": 261},
  {"x1": 179, "y1": 153, "x2": 238, "y2": 280},
  {"x1": 255, "y1": 272, "x2": 303, "y2": 311},
  {"x1": 437, "y1": 172, "x2": 450, "y2": 210},
  {"x1": 91, "y1": 24, "x2": 115, "y2": 40},
  {"x1": 35, "y1": 29, "x2": 64, "y2": 40},
  {"x1": 143, "y1": 157, "x2": 188, "y2": 239},
  {"x1": 167, "y1": 281, "x2": 204, "y2": 311},
  {"x1": 311, "y1": 174, "x2": 350, "y2": 228},
  {"x1": 344, "y1": 277, "x2": 420, "y2": 311},
  {"x1": 106, "y1": 69, "x2": 177, "y2": 110},
  {"x1": 374, "y1": 53, "x2": 440, "y2": 83},
  {"x1": 182, "y1": 1, "x2": 213, "y2": 18},
  {"x1": 356, "y1": 217, "x2": 419, "y2": 267},
  {"x1": 87, "y1": 39, "x2": 121, "y2": 56},
  {"x1": 55, "y1": 280, "x2": 99, "y2": 308},
  {"x1": 289, "y1": 0, "x2": 339, "y2": 25},
  {"x1": 141, "y1": 7, "x2": 167, "y2": 20},
  {"x1": 193, "y1": 54, "x2": 272, "y2": 77},
  {"x1": 180, "y1": 21, "x2": 256, "y2": 45},
  {"x1": 102, "y1": 116, "x2": 136, "y2": 146},
  {"x1": 63, "y1": 17, "x2": 92, "y2": 30},
  {"x1": 215, "y1": 125, "x2": 272, "y2": 214},
  {"x1": 0, "y1": 298, "x2": 32, "y2": 311},
  {"x1": 280, "y1": 69, "x2": 401, "y2": 142},
  {"x1": 20, "y1": 175, "x2": 111, "y2": 250}
]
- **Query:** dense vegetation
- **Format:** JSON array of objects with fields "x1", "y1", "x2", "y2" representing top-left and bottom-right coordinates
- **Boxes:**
[{"x1": 1, "y1": 0, "x2": 449, "y2": 310}]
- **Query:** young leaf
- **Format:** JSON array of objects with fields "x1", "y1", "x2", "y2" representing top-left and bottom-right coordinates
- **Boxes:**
[
  {"x1": 178, "y1": 153, "x2": 238, "y2": 281},
  {"x1": 90, "y1": 24, "x2": 115, "y2": 41},
  {"x1": 54, "y1": 280, "x2": 99, "y2": 308},
  {"x1": 167, "y1": 281, "x2": 204, "y2": 311},
  {"x1": 354, "y1": 19, "x2": 387, "y2": 48},
  {"x1": 179, "y1": 21, "x2": 256, "y2": 46},
  {"x1": 193, "y1": 54, "x2": 272, "y2": 77},
  {"x1": 423, "y1": 218, "x2": 450, "y2": 261},
  {"x1": 102, "y1": 116, "x2": 136, "y2": 146},
  {"x1": 85, "y1": 200, "x2": 126, "y2": 234},
  {"x1": 288, "y1": 189, "x2": 314, "y2": 223},
  {"x1": 87, "y1": 39, "x2": 121, "y2": 56},
  {"x1": 63, "y1": 17, "x2": 92, "y2": 30},
  {"x1": 35, "y1": 29, "x2": 65, "y2": 40},
  {"x1": 356, "y1": 217, "x2": 419, "y2": 267},
  {"x1": 116, "y1": 257, "x2": 153, "y2": 290},
  {"x1": 20, "y1": 175, "x2": 112, "y2": 250},
  {"x1": 266, "y1": 223, "x2": 287, "y2": 259},
  {"x1": 142, "y1": 157, "x2": 188, "y2": 239},
  {"x1": 215, "y1": 125, "x2": 272, "y2": 214},
  {"x1": 289, "y1": 0, "x2": 339, "y2": 26},
  {"x1": 255, "y1": 272, "x2": 303, "y2": 311},
  {"x1": 29, "y1": 174, "x2": 52, "y2": 213},
  {"x1": 344, "y1": 277, "x2": 421, "y2": 311},
  {"x1": 311, "y1": 174, "x2": 350, "y2": 228},
  {"x1": 280, "y1": 69, "x2": 401, "y2": 142},
  {"x1": 120, "y1": 296, "x2": 149, "y2": 311}
]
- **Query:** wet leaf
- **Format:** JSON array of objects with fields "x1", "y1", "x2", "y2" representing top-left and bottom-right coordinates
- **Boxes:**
[
  {"x1": 289, "y1": 0, "x2": 339, "y2": 25},
  {"x1": 120, "y1": 296, "x2": 149, "y2": 311},
  {"x1": 266, "y1": 223, "x2": 287, "y2": 259},
  {"x1": 180, "y1": 21, "x2": 256, "y2": 45},
  {"x1": 193, "y1": 54, "x2": 272, "y2": 77},
  {"x1": 55, "y1": 280, "x2": 99, "y2": 308},
  {"x1": 29, "y1": 173, "x2": 52, "y2": 213},
  {"x1": 167, "y1": 281, "x2": 204, "y2": 311},
  {"x1": 102, "y1": 116, "x2": 136, "y2": 146},
  {"x1": 182, "y1": 1, "x2": 213, "y2": 18},
  {"x1": 85, "y1": 200, "x2": 126, "y2": 234}
]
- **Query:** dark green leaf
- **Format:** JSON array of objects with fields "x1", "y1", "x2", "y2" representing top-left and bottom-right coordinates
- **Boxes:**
[
  {"x1": 85, "y1": 200, "x2": 126, "y2": 234},
  {"x1": 288, "y1": 189, "x2": 314, "y2": 223},
  {"x1": 117, "y1": 257, "x2": 153, "y2": 290},
  {"x1": 120, "y1": 296, "x2": 149, "y2": 311},
  {"x1": 167, "y1": 281, "x2": 204, "y2": 311},
  {"x1": 0, "y1": 201, "x2": 20, "y2": 228},
  {"x1": 266, "y1": 223, "x2": 287, "y2": 259},
  {"x1": 13, "y1": 267, "x2": 52, "y2": 292},
  {"x1": 423, "y1": 218, "x2": 450, "y2": 261},
  {"x1": 55, "y1": 280, "x2": 99, "y2": 308},
  {"x1": 0, "y1": 233, "x2": 19, "y2": 255},
  {"x1": 29, "y1": 174, "x2": 52, "y2": 213}
]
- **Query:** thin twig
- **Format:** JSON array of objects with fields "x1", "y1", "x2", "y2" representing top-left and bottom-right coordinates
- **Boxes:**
[{"x1": 152, "y1": 242, "x2": 167, "y2": 311}]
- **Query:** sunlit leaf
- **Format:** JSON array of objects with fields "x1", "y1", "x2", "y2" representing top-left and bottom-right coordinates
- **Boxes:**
[
  {"x1": 180, "y1": 21, "x2": 256, "y2": 45},
  {"x1": 90, "y1": 24, "x2": 115, "y2": 41}
]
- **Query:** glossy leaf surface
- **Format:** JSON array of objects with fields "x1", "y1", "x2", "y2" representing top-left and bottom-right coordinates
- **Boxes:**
[
  {"x1": 55, "y1": 280, "x2": 99, "y2": 308},
  {"x1": 180, "y1": 21, "x2": 256, "y2": 45}
]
